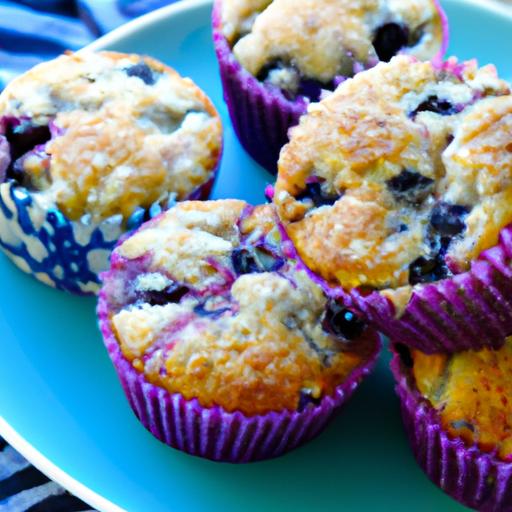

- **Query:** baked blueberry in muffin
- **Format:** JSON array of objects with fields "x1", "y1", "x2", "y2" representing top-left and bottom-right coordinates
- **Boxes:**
[
  {"x1": 213, "y1": 0, "x2": 447, "y2": 172},
  {"x1": 392, "y1": 341, "x2": 512, "y2": 510},
  {"x1": 0, "y1": 51, "x2": 222, "y2": 294},
  {"x1": 274, "y1": 55, "x2": 512, "y2": 352},
  {"x1": 98, "y1": 200, "x2": 380, "y2": 461}
]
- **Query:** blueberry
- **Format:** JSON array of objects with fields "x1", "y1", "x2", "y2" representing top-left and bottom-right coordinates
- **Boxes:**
[
  {"x1": 430, "y1": 202, "x2": 469, "y2": 236},
  {"x1": 256, "y1": 60, "x2": 329, "y2": 101},
  {"x1": 256, "y1": 59, "x2": 298, "y2": 97},
  {"x1": 139, "y1": 283, "x2": 190, "y2": 306},
  {"x1": 373, "y1": 23, "x2": 409, "y2": 62},
  {"x1": 408, "y1": 254, "x2": 449, "y2": 285},
  {"x1": 125, "y1": 62, "x2": 155, "y2": 85},
  {"x1": 254, "y1": 247, "x2": 285, "y2": 272},
  {"x1": 231, "y1": 247, "x2": 283, "y2": 275},
  {"x1": 297, "y1": 182, "x2": 340, "y2": 207},
  {"x1": 5, "y1": 119, "x2": 51, "y2": 162},
  {"x1": 256, "y1": 59, "x2": 283, "y2": 82},
  {"x1": 297, "y1": 390, "x2": 322, "y2": 412},
  {"x1": 450, "y1": 420, "x2": 476, "y2": 432},
  {"x1": 322, "y1": 300, "x2": 366, "y2": 341},
  {"x1": 193, "y1": 303, "x2": 230, "y2": 318},
  {"x1": 408, "y1": 228, "x2": 454, "y2": 285},
  {"x1": 387, "y1": 169, "x2": 434, "y2": 205},
  {"x1": 297, "y1": 78, "x2": 326, "y2": 102},
  {"x1": 231, "y1": 248, "x2": 260, "y2": 275},
  {"x1": 412, "y1": 96, "x2": 458, "y2": 117}
]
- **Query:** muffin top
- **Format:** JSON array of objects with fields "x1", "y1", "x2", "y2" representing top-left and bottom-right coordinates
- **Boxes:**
[
  {"x1": 410, "y1": 340, "x2": 512, "y2": 462},
  {"x1": 220, "y1": 0, "x2": 444, "y2": 99},
  {"x1": 102, "y1": 200, "x2": 377, "y2": 416},
  {"x1": 273, "y1": 56, "x2": 511, "y2": 306},
  {"x1": 0, "y1": 51, "x2": 222, "y2": 222}
]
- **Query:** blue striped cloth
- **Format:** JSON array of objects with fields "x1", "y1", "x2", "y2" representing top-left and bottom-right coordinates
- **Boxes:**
[
  {"x1": 0, "y1": 0, "x2": 177, "y2": 88},
  {"x1": 0, "y1": 2, "x2": 178, "y2": 509},
  {"x1": 0, "y1": 437, "x2": 94, "y2": 511}
]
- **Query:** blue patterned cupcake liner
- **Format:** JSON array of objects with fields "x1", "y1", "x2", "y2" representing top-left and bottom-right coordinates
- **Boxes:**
[{"x1": 0, "y1": 174, "x2": 216, "y2": 294}]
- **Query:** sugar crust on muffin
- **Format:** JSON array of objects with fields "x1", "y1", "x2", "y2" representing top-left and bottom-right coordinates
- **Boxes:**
[
  {"x1": 103, "y1": 200, "x2": 375, "y2": 416},
  {"x1": 221, "y1": 0, "x2": 444, "y2": 95},
  {"x1": 0, "y1": 51, "x2": 222, "y2": 222},
  {"x1": 274, "y1": 56, "x2": 511, "y2": 307},
  {"x1": 410, "y1": 340, "x2": 512, "y2": 461}
]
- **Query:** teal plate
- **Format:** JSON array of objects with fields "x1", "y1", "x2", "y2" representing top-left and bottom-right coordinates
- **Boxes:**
[{"x1": 1, "y1": 1, "x2": 511, "y2": 510}]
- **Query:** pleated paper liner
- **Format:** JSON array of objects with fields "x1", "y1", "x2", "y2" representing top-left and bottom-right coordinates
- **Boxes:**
[
  {"x1": 391, "y1": 346, "x2": 512, "y2": 511},
  {"x1": 98, "y1": 288, "x2": 381, "y2": 463}
]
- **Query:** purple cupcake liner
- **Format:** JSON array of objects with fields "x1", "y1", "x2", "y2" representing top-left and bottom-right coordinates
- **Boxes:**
[
  {"x1": 212, "y1": 0, "x2": 448, "y2": 175},
  {"x1": 185, "y1": 167, "x2": 218, "y2": 201},
  {"x1": 274, "y1": 205, "x2": 512, "y2": 354},
  {"x1": 346, "y1": 224, "x2": 512, "y2": 353},
  {"x1": 390, "y1": 348, "x2": 512, "y2": 511},
  {"x1": 212, "y1": 0, "x2": 307, "y2": 174},
  {"x1": 97, "y1": 288, "x2": 381, "y2": 463}
]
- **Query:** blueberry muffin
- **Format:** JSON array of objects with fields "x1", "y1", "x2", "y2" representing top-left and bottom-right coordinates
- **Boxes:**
[
  {"x1": 392, "y1": 341, "x2": 512, "y2": 510},
  {"x1": 213, "y1": 0, "x2": 447, "y2": 172},
  {"x1": 98, "y1": 200, "x2": 380, "y2": 461},
  {"x1": 274, "y1": 55, "x2": 512, "y2": 352},
  {"x1": 0, "y1": 51, "x2": 222, "y2": 294}
]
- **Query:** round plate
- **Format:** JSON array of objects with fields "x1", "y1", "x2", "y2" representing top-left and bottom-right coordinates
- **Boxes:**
[{"x1": 1, "y1": 1, "x2": 511, "y2": 511}]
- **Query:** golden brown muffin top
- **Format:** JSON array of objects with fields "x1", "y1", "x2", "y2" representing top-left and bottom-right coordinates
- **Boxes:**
[
  {"x1": 221, "y1": 0, "x2": 444, "y2": 94},
  {"x1": 411, "y1": 340, "x2": 512, "y2": 461},
  {"x1": 103, "y1": 200, "x2": 376, "y2": 416},
  {"x1": 0, "y1": 51, "x2": 222, "y2": 222},
  {"x1": 273, "y1": 56, "x2": 511, "y2": 307}
]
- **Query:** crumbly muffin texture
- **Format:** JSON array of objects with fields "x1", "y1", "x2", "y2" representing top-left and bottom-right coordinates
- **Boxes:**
[
  {"x1": 410, "y1": 340, "x2": 512, "y2": 462},
  {"x1": 274, "y1": 56, "x2": 511, "y2": 304},
  {"x1": 103, "y1": 200, "x2": 375, "y2": 416},
  {"x1": 0, "y1": 51, "x2": 222, "y2": 222},
  {"x1": 221, "y1": 0, "x2": 443, "y2": 99}
]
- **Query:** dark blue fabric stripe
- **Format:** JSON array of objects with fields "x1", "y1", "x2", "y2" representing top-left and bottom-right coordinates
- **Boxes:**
[
  {"x1": 11, "y1": 1, "x2": 77, "y2": 16},
  {"x1": 77, "y1": 0, "x2": 178, "y2": 36},
  {"x1": 0, "y1": 1, "x2": 94, "y2": 89},
  {"x1": 25, "y1": 491, "x2": 92, "y2": 511},
  {"x1": 0, "y1": 2, "x2": 92, "y2": 51},
  {"x1": 76, "y1": 0, "x2": 130, "y2": 37},
  {"x1": 118, "y1": 0, "x2": 177, "y2": 17},
  {"x1": 0, "y1": 438, "x2": 93, "y2": 510},
  {"x1": 0, "y1": 0, "x2": 179, "y2": 90},
  {"x1": 0, "y1": 465, "x2": 50, "y2": 501}
]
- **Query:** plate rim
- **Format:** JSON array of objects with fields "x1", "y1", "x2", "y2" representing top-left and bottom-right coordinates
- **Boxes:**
[
  {"x1": 2, "y1": 0, "x2": 512, "y2": 511},
  {"x1": 84, "y1": 0, "x2": 212, "y2": 53},
  {"x1": 0, "y1": 4, "x2": 214, "y2": 511},
  {"x1": 0, "y1": 416, "x2": 124, "y2": 512},
  {"x1": 457, "y1": 0, "x2": 512, "y2": 19}
]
